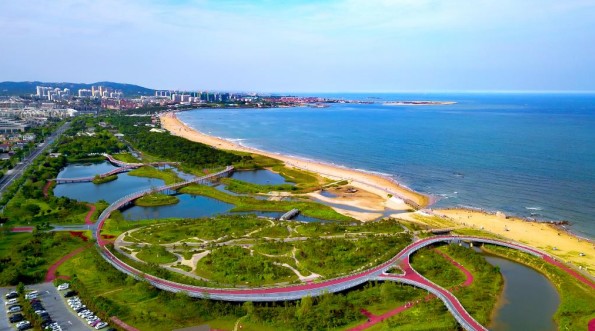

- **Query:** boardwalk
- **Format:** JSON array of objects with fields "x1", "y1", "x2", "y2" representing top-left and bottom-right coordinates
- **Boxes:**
[{"x1": 54, "y1": 154, "x2": 181, "y2": 184}]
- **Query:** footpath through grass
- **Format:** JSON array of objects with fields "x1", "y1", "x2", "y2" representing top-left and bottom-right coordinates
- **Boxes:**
[{"x1": 0, "y1": 231, "x2": 87, "y2": 285}]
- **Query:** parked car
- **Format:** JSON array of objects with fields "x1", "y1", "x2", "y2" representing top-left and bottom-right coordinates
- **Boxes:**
[
  {"x1": 9, "y1": 313, "x2": 24, "y2": 323},
  {"x1": 95, "y1": 322, "x2": 108, "y2": 330},
  {"x1": 57, "y1": 283, "x2": 69, "y2": 291},
  {"x1": 8, "y1": 305, "x2": 22, "y2": 313},
  {"x1": 16, "y1": 320, "x2": 31, "y2": 330},
  {"x1": 24, "y1": 293, "x2": 37, "y2": 300},
  {"x1": 5, "y1": 291, "x2": 18, "y2": 299},
  {"x1": 63, "y1": 290, "x2": 77, "y2": 298},
  {"x1": 4, "y1": 298, "x2": 18, "y2": 305}
]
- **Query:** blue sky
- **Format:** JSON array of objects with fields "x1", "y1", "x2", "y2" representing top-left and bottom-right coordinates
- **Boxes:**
[{"x1": 1, "y1": 0, "x2": 594, "y2": 92}]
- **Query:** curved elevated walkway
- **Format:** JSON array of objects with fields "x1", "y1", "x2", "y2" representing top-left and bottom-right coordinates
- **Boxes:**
[{"x1": 54, "y1": 154, "x2": 181, "y2": 184}]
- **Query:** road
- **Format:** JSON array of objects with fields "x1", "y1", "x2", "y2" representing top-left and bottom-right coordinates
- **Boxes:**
[{"x1": 0, "y1": 121, "x2": 70, "y2": 199}]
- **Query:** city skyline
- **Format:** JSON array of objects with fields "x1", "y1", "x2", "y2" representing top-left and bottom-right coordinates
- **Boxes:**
[{"x1": 1, "y1": 0, "x2": 594, "y2": 92}]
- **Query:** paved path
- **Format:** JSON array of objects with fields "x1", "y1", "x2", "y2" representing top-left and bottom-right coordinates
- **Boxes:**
[
  {"x1": 84, "y1": 204, "x2": 96, "y2": 225},
  {"x1": 349, "y1": 249, "x2": 475, "y2": 331},
  {"x1": 10, "y1": 226, "x2": 34, "y2": 233},
  {"x1": 45, "y1": 244, "x2": 92, "y2": 282}
]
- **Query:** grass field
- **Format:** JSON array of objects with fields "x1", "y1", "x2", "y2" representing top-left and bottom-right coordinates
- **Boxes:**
[
  {"x1": 135, "y1": 193, "x2": 179, "y2": 207},
  {"x1": 128, "y1": 166, "x2": 183, "y2": 185},
  {"x1": 410, "y1": 245, "x2": 503, "y2": 326},
  {"x1": 111, "y1": 152, "x2": 141, "y2": 163},
  {"x1": 0, "y1": 231, "x2": 87, "y2": 285}
]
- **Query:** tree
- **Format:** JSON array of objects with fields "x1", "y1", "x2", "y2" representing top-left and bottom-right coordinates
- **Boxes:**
[{"x1": 243, "y1": 301, "x2": 255, "y2": 315}]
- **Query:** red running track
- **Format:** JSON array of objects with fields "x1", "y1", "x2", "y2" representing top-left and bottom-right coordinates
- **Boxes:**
[
  {"x1": 85, "y1": 204, "x2": 96, "y2": 225},
  {"x1": 349, "y1": 249, "x2": 476, "y2": 331},
  {"x1": 11, "y1": 227, "x2": 34, "y2": 233},
  {"x1": 45, "y1": 244, "x2": 92, "y2": 282}
]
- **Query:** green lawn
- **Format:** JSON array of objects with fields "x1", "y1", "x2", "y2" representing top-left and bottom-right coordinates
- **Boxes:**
[
  {"x1": 128, "y1": 166, "x2": 182, "y2": 185},
  {"x1": 111, "y1": 152, "x2": 141, "y2": 163},
  {"x1": 136, "y1": 244, "x2": 178, "y2": 264},
  {"x1": 135, "y1": 193, "x2": 179, "y2": 207}
]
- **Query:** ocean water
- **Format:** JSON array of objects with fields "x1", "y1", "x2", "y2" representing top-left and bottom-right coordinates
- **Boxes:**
[{"x1": 178, "y1": 93, "x2": 595, "y2": 238}]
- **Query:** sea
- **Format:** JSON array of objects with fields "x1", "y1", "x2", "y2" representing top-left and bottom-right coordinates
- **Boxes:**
[{"x1": 177, "y1": 93, "x2": 595, "y2": 239}]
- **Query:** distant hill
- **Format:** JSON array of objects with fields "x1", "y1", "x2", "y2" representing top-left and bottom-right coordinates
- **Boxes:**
[{"x1": 0, "y1": 81, "x2": 156, "y2": 97}]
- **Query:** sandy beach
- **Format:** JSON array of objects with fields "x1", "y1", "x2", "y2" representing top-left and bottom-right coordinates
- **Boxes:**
[
  {"x1": 435, "y1": 208, "x2": 595, "y2": 275},
  {"x1": 160, "y1": 112, "x2": 429, "y2": 215}
]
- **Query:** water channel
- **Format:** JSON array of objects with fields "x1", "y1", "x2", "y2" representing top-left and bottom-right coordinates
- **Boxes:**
[{"x1": 483, "y1": 252, "x2": 560, "y2": 331}]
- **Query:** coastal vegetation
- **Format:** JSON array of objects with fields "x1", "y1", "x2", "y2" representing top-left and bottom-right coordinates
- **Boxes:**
[
  {"x1": 92, "y1": 174, "x2": 117, "y2": 184},
  {"x1": 482, "y1": 245, "x2": 595, "y2": 329},
  {"x1": 106, "y1": 115, "x2": 245, "y2": 168},
  {"x1": 135, "y1": 193, "x2": 179, "y2": 207}
]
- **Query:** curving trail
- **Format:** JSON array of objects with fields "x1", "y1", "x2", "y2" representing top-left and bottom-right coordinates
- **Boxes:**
[
  {"x1": 348, "y1": 249, "x2": 475, "y2": 331},
  {"x1": 85, "y1": 203, "x2": 97, "y2": 225},
  {"x1": 45, "y1": 244, "x2": 92, "y2": 282},
  {"x1": 42, "y1": 180, "x2": 53, "y2": 198}
]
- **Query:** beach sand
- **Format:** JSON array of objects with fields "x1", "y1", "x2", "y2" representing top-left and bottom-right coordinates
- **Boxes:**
[
  {"x1": 436, "y1": 209, "x2": 595, "y2": 274},
  {"x1": 160, "y1": 112, "x2": 428, "y2": 217}
]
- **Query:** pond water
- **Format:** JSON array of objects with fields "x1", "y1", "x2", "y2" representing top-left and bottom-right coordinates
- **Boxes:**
[
  {"x1": 54, "y1": 163, "x2": 165, "y2": 203},
  {"x1": 319, "y1": 190, "x2": 338, "y2": 198},
  {"x1": 230, "y1": 169, "x2": 291, "y2": 185},
  {"x1": 122, "y1": 194, "x2": 233, "y2": 221},
  {"x1": 57, "y1": 161, "x2": 117, "y2": 178},
  {"x1": 54, "y1": 163, "x2": 325, "y2": 224},
  {"x1": 484, "y1": 253, "x2": 559, "y2": 331}
]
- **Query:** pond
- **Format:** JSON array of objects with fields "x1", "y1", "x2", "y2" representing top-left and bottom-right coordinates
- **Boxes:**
[
  {"x1": 122, "y1": 194, "x2": 233, "y2": 221},
  {"x1": 54, "y1": 163, "x2": 165, "y2": 203},
  {"x1": 230, "y1": 169, "x2": 292, "y2": 185},
  {"x1": 484, "y1": 253, "x2": 559, "y2": 331}
]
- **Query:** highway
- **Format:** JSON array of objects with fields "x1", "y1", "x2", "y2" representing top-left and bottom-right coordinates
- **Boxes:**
[{"x1": 0, "y1": 121, "x2": 70, "y2": 199}]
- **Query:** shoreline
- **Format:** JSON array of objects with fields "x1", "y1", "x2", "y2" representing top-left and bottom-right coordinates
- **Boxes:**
[
  {"x1": 160, "y1": 110, "x2": 593, "y2": 277},
  {"x1": 160, "y1": 111, "x2": 430, "y2": 210}
]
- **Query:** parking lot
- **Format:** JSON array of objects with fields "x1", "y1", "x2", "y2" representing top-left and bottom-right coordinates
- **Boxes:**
[{"x1": 1, "y1": 283, "x2": 93, "y2": 331}]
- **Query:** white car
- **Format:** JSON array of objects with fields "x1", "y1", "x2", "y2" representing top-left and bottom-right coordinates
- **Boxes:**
[
  {"x1": 24, "y1": 293, "x2": 37, "y2": 300},
  {"x1": 4, "y1": 298, "x2": 18, "y2": 305},
  {"x1": 95, "y1": 322, "x2": 108, "y2": 329},
  {"x1": 15, "y1": 320, "x2": 30, "y2": 327},
  {"x1": 57, "y1": 283, "x2": 69, "y2": 291}
]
